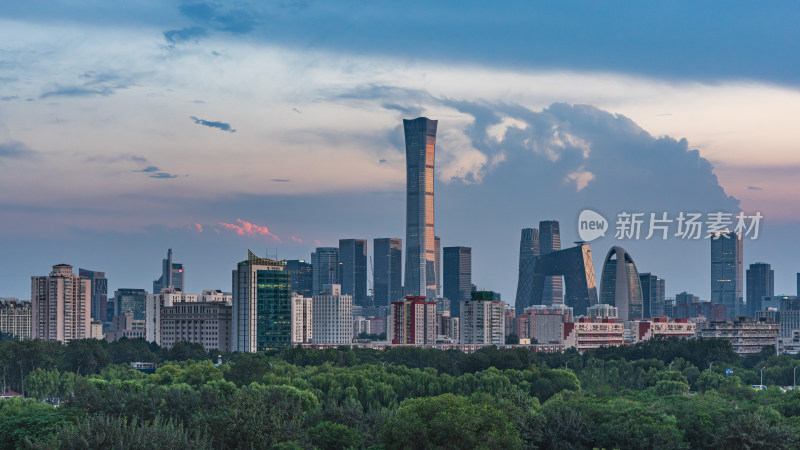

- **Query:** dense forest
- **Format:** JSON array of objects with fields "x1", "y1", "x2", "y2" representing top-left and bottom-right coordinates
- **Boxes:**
[{"x1": 2, "y1": 337, "x2": 800, "y2": 449}]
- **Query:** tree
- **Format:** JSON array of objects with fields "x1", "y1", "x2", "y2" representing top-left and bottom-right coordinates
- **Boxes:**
[
  {"x1": 713, "y1": 408, "x2": 799, "y2": 449},
  {"x1": 383, "y1": 394, "x2": 522, "y2": 449},
  {"x1": 61, "y1": 339, "x2": 111, "y2": 376},
  {"x1": 309, "y1": 421, "x2": 363, "y2": 450},
  {"x1": 505, "y1": 333, "x2": 520, "y2": 345}
]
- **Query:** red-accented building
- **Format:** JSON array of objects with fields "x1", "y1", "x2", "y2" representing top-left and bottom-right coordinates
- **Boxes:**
[{"x1": 389, "y1": 296, "x2": 436, "y2": 345}]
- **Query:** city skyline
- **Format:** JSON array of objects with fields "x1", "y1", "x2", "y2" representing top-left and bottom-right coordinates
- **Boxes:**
[{"x1": 2, "y1": 2, "x2": 800, "y2": 303}]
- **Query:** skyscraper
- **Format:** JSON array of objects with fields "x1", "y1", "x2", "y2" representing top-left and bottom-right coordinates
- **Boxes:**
[
  {"x1": 232, "y1": 250, "x2": 292, "y2": 351},
  {"x1": 639, "y1": 273, "x2": 666, "y2": 318},
  {"x1": 539, "y1": 220, "x2": 563, "y2": 305},
  {"x1": 711, "y1": 232, "x2": 743, "y2": 318},
  {"x1": 284, "y1": 260, "x2": 313, "y2": 298},
  {"x1": 339, "y1": 239, "x2": 368, "y2": 307},
  {"x1": 746, "y1": 262, "x2": 774, "y2": 316},
  {"x1": 114, "y1": 288, "x2": 147, "y2": 320},
  {"x1": 31, "y1": 264, "x2": 91, "y2": 343},
  {"x1": 443, "y1": 246, "x2": 471, "y2": 318},
  {"x1": 78, "y1": 268, "x2": 107, "y2": 323},
  {"x1": 311, "y1": 247, "x2": 340, "y2": 295},
  {"x1": 403, "y1": 117, "x2": 437, "y2": 299},
  {"x1": 434, "y1": 236, "x2": 442, "y2": 297},
  {"x1": 153, "y1": 249, "x2": 184, "y2": 294},
  {"x1": 374, "y1": 238, "x2": 403, "y2": 307},
  {"x1": 515, "y1": 228, "x2": 540, "y2": 311},
  {"x1": 599, "y1": 246, "x2": 644, "y2": 322},
  {"x1": 519, "y1": 243, "x2": 598, "y2": 316}
]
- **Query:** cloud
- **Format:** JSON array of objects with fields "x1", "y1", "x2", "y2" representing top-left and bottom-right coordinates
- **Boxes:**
[
  {"x1": 217, "y1": 219, "x2": 281, "y2": 242},
  {"x1": 271, "y1": 178, "x2": 291, "y2": 182},
  {"x1": 0, "y1": 140, "x2": 35, "y2": 159},
  {"x1": 149, "y1": 172, "x2": 178, "y2": 179},
  {"x1": 564, "y1": 167, "x2": 595, "y2": 191},
  {"x1": 179, "y1": 2, "x2": 258, "y2": 35},
  {"x1": 188, "y1": 223, "x2": 203, "y2": 232},
  {"x1": 748, "y1": 186, "x2": 764, "y2": 191},
  {"x1": 133, "y1": 165, "x2": 178, "y2": 179},
  {"x1": 190, "y1": 116, "x2": 236, "y2": 133},
  {"x1": 1, "y1": 96, "x2": 19, "y2": 101},
  {"x1": 137, "y1": 166, "x2": 160, "y2": 173},
  {"x1": 289, "y1": 235, "x2": 303, "y2": 243},
  {"x1": 163, "y1": 26, "x2": 207, "y2": 44}
]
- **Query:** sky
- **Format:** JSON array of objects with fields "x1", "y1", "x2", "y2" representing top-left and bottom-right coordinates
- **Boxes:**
[{"x1": 1, "y1": 1, "x2": 799, "y2": 302}]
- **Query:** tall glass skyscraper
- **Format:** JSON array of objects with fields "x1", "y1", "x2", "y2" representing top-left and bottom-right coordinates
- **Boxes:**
[
  {"x1": 311, "y1": 247, "x2": 340, "y2": 295},
  {"x1": 78, "y1": 268, "x2": 107, "y2": 322},
  {"x1": 711, "y1": 232, "x2": 743, "y2": 318},
  {"x1": 232, "y1": 250, "x2": 291, "y2": 351},
  {"x1": 539, "y1": 220, "x2": 563, "y2": 305},
  {"x1": 639, "y1": 273, "x2": 665, "y2": 318},
  {"x1": 515, "y1": 228, "x2": 540, "y2": 311},
  {"x1": 113, "y1": 288, "x2": 147, "y2": 320},
  {"x1": 600, "y1": 246, "x2": 644, "y2": 322},
  {"x1": 284, "y1": 260, "x2": 313, "y2": 298},
  {"x1": 443, "y1": 246, "x2": 471, "y2": 318},
  {"x1": 403, "y1": 117, "x2": 437, "y2": 299},
  {"x1": 374, "y1": 238, "x2": 402, "y2": 307},
  {"x1": 746, "y1": 262, "x2": 774, "y2": 316},
  {"x1": 434, "y1": 236, "x2": 441, "y2": 297},
  {"x1": 153, "y1": 249, "x2": 184, "y2": 294},
  {"x1": 339, "y1": 239, "x2": 368, "y2": 307}
]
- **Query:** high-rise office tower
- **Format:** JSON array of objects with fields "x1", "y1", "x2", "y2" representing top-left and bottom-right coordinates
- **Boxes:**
[
  {"x1": 153, "y1": 249, "x2": 184, "y2": 294},
  {"x1": 78, "y1": 269, "x2": 107, "y2": 323},
  {"x1": 285, "y1": 260, "x2": 313, "y2": 298},
  {"x1": 639, "y1": 273, "x2": 666, "y2": 318},
  {"x1": 797, "y1": 273, "x2": 800, "y2": 298},
  {"x1": 31, "y1": 264, "x2": 91, "y2": 343},
  {"x1": 312, "y1": 284, "x2": 353, "y2": 345},
  {"x1": 114, "y1": 288, "x2": 147, "y2": 320},
  {"x1": 232, "y1": 250, "x2": 292, "y2": 351},
  {"x1": 311, "y1": 247, "x2": 340, "y2": 295},
  {"x1": 711, "y1": 232, "x2": 743, "y2": 318},
  {"x1": 443, "y1": 246, "x2": 472, "y2": 318},
  {"x1": 746, "y1": 262, "x2": 774, "y2": 317},
  {"x1": 374, "y1": 238, "x2": 403, "y2": 307},
  {"x1": 600, "y1": 246, "x2": 644, "y2": 322},
  {"x1": 403, "y1": 117, "x2": 437, "y2": 299},
  {"x1": 434, "y1": 236, "x2": 442, "y2": 298},
  {"x1": 339, "y1": 239, "x2": 368, "y2": 307},
  {"x1": 539, "y1": 220, "x2": 563, "y2": 305},
  {"x1": 515, "y1": 228, "x2": 540, "y2": 312}
]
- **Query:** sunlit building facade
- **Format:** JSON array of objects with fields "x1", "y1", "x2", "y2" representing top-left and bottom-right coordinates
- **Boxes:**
[
  {"x1": 31, "y1": 264, "x2": 91, "y2": 343},
  {"x1": 600, "y1": 246, "x2": 644, "y2": 322},
  {"x1": 403, "y1": 117, "x2": 437, "y2": 299}
]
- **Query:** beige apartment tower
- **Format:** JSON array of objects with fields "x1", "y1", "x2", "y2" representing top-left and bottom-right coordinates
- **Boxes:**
[{"x1": 31, "y1": 264, "x2": 91, "y2": 342}]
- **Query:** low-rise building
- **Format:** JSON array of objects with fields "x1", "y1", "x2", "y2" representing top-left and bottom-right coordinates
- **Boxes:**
[
  {"x1": 776, "y1": 330, "x2": 800, "y2": 356},
  {"x1": 699, "y1": 317, "x2": 779, "y2": 354},
  {"x1": 563, "y1": 318, "x2": 624, "y2": 352},
  {"x1": 105, "y1": 312, "x2": 146, "y2": 342},
  {"x1": 633, "y1": 317, "x2": 696, "y2": 343},
  {"x1": 145, "y1": 288, "x2": 198, "y2": 345},
  {"x1": 160, "y1": 301, "x2": 232, "y2": 352},
  {"x1": 587, "y1": 303, "x2": 618, "y2": 320}
]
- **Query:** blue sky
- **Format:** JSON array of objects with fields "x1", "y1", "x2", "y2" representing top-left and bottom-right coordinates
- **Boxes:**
[{"x1": 1, "y1": 1, "x2": 799, "y2": 302}]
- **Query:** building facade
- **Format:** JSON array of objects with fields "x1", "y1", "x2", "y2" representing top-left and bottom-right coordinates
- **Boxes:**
[
  {"x1": 114, "y1": 288, "x2": 147, "y2": 321},
  {"x1": 78, "y1": 268, "x2": 107, "y2": 323},
  {"x1": 639, "y1": 273, "x2": 665, "y2": 319},
  {"x1": 599, "y1": 246, "x2": 644, "y2": 322},
  {"x1": 587, "y1": 303, "x2": 619, "y2": 320},
  {"x1": 711, "y1": 232, "x2": 743, "y2": 318},
  {"x1": 389, "y1": 296, "x2": 436, "y2": 344},
  {"x1": 285, "y1": 260, "x2": 313, "y2": 298},
  {"x1": 31, "y1": 264, "x2": 91, "y2": 343},
  {"x1": 312, "y1": 284, "x2": 353, "y2": 345},
  {"x1": 373, "y1": 238, "x2": 403, "y2": 307},
  {"x1": 519, "y1": 243, "x2": 598, "y2": 317},
  {"x1": 105, "y1": 312, "x2": 146, "y2": 342},
  {"x1": 403, "y1": 117, "x2": 437, "y2": 299},
  {"x1": 311, "y1": 247, "x2": 339, "y2": 296},
  {"x1": 563, "y1": 318, "x2": 625, "y2": 352},
  {"x1": 700, "y1": 317, "x2": 778, "y2": 354},
  {"x1": 291, "y1": 294, "x2": 313, "y2": 344},
  {"x1": 145, "y1": 288, "x2": 198, "y2": 345},
  {"x1": 153, "y1": 248, "x2": 184, "y2": 295},
  {"x1": 746, "y1": 262, "x2": 774, "y2": 317},
  {"x1": 515, "y1": 228, "x2": 540, "y2": 314},
  {"x1": 160, "y1": 301, "x2": 232, "y2": 352},
  {"x1": 339, "y1": 239, "x2": 368, "y2": 307},
  {"x1": 0, "y1": 300, "x2": 31, "y2": 339},
  {"x1": 633, "y1": 318, "x2": 696, "y2": 343},
  {"x1": 460, "y1": 291, "x2": 505, "y2": 345},
  {"x1": 539, "y1": 220, "x2": 563, "y2": 305},
  {"x1": 443, "y1": 246, "x2": 471, "y2": 318},
  {"x1": 232, "y1": 250, "x2": 292, "y2": 351}
]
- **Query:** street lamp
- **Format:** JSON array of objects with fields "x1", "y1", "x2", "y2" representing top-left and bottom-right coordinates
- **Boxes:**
[{"x1": 760, "y1": 366, "x2": 766, "y2": 388}]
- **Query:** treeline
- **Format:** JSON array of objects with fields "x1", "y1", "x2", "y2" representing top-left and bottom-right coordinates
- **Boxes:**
[{"x1": 2, "y1": 338, "x2": 800, "y2": 448}]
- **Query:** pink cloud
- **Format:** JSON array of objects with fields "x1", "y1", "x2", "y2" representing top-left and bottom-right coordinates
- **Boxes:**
[
  {"x1": 192, "y1": 223, "x2": 203, "y2": 233},
  {"x1": 217, "y1": 219, "x2": 282, "y2": 243},
  {"x1": 314, "y1": 239, "x2": 323, "y2": 246},
  {"x1": 289, "y1": 235, "x2": 303, "y2": 243}
]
